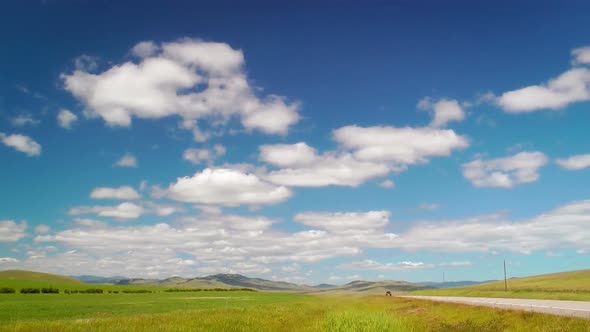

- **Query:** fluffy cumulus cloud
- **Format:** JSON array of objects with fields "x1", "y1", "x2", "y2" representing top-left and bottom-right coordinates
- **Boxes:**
[
  {"x1": 0, "y1": 133, "x2": 41, "y2": 156},
  {"x1": 90, "y1": 186, "x2": 141, "y2": 200},
  {"x1": 69, "y1": 202, "x2": 144, "y2": 220},
  {"x1": 165, "y1": 168, "x2": 292, "y2": 206},
  {"x1": 0, "y1": 220, "x2": 27, "y2": 242},
  {"x1": 555, "y1": 154, "x2": 590, "y2": 171},
  {"x1": 333, "y1": 125, "x2": 469, "y2": 165},
  {"x1": 62, "y1": 39, "x2": 299, "y2": 135},
  {"x1": 57, "y1": 109, "x2": 78, "y2": 129},
  {"x1": 10, "y1": 198, "x2": 590, "y2": 277},
  {"x1": 114, "y1": 153, "x2": 137, "y2": 167},
  {"x1": 27, "y1": 209, "x2": 398, "y2": 277},
  {"x1": 462, "y1": 151, "x2": 548, "y2": 188},
  {"x1": 338, "y1": 259, "x2": 433, "y2": 271},
  {"x1": 498, "y1": 46, "x2": 590, "y2": 112},
  {"x1": 262, "y1": 143, "x2": 391, "y2": 187},
  {"x1": 259, "y1": 125, "x2": 468, "y2": 188},
  {"x1": 418, "y1": 97, "x2": 465, "y2": 127},
  {"x1": 394, "y1": 199, "x2": 590, "y2": 253}
]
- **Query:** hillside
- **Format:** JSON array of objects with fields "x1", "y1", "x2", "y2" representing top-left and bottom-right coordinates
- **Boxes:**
[
  {"x1": 471, "y1": 269, "x2": 590, "y2": 292},
  {"x1": 0, "y1": 270, "x2": 84, "y2": 288},
  {"x1": 203, "y1": 274, "x2": 315, "y2": 291},
  {"x1": 418, "y1": 280, "x2": 496, "y2": 289},
  {"x1": 412, "y1": 269, "x2": 590, "y2": 301},
  {"x1": 314, "y1": 280, "x2": 432, "y2": 294},
  {"x1": 113, "y1": 274, "x2": 314, "y2": 291}
]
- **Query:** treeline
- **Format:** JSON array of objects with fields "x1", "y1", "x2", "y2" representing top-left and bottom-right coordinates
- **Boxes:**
[
  {"x1": 164, "y1": 288, "x2": 256, "y2": 292},
  {"x1": 0, "y1": 287, "x2": 155, "y2": 294}
]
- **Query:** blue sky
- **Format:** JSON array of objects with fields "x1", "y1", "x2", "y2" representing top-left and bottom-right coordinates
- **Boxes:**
[{"x1": 1, "y1": 0, "x2": 590, "y2": 284}]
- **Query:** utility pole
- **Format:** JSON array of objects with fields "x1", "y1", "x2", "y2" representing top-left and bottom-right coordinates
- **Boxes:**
[{"x1": 503, "y1": 260, "x2": 507, "y2": 292}]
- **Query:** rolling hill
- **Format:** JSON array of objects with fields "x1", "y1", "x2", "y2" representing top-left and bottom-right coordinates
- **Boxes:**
[
  {"x1": 116, "y1": 274, "x2": 315, "y2": 291},
  {"x1": 313, "y1": 280, "x2": 433, "y2": 294},
  {"x1": 0, "y1": 270, "x2": 84, "y2": 288},
  {"x1": 412, "y1": 269, "x2": 590, "y2": 301},
  {"x1": 470, "y1": 269, "x2": 590, "y2": 292}
]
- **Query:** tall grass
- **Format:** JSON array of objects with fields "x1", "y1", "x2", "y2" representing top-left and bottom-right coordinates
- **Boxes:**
[{"x1": 321, "y1": 311, "x2": 410, "y2": 331}]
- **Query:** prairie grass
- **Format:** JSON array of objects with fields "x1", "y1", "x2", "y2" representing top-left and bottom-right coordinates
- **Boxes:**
[{"x1": 1, "y1": 292, "x2": 589, "y2": 331}]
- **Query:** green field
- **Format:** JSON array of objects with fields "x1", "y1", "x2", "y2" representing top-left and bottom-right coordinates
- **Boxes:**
[
  {"x1": 2, "y1": 290, "x2": 590, "y2": 331},
  {"x1": 2, "y1": 269, "x2": 590, "y2": 331},
  {"x1": 413, "y1": 269, "x2": 590, "y2": 301}
]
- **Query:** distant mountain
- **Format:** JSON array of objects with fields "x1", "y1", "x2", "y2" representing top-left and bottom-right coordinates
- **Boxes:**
[
  {"x1": 313, "y1": 283, "x2": 337, "y2": 289},
  {"x1": 418, "y1": 280, "x2": 497, "y2": 289},
  {"x1": 71, "y1": 275, "x2": 128, "y2": 284},
  {"x1": 314, "y1": 280, "x2": 433, "y2": 294},
  {"x1": 203, "y1": 273, "x2": 316, "y2": 291},
  {"x1": 113, "y1": 273, "x2": 315, "y2": 291}
]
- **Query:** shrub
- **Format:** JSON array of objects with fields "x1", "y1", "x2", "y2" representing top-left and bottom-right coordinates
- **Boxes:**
[
  {"x1": 41, "y1": 287, "x2": 60, "y2": 294},
  {"x1": 122, "y1": 289, "x2": 152, "y2": 293},
  {"x1": 81, "y1": 288, "x2": 104, "y2": 294},
  {"x1": 0, "y1": 287, "x2": 16, "y2": 294},
  {"x1": 20, "y1": 288, "x2": 41, "y2": 294}
]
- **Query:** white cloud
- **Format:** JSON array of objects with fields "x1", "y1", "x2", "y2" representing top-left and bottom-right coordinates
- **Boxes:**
[
  {"x1": 132, "y1": 41, "x2": 159, "y2": 58},
  {"x1": 90, "y1": 186, "x2": 141, "y2": 200},
  {"x1": 69, "y1": 202, "x2": 144, "y2": 220},
  {"x1": 114, "y1": 153, "x2": 137, "y2": 168},
  {"x1": 34, "y1": 224, "x2": 50, "y2": 234},
  {"x1": 333, "y1": 125, "x2": 469, "y2": 165},
  {"x1": 0, "y1": 257, "x2": 19, "y2": 263},
  {"x1": 12, "y1": 114, "x2": 39, "y2": 127},
  {"x1": 338, "y1": 259, "x2": 432, "y2": 271},
  {"x1": 62, "y1": 38, "x2": 300, "y2": 135},
  {"x1": 18, "y1": 199, "x2": 590, "y2": 277},
  {"x1": 213, "y1": 144, "x2": 226, "y2": 156},
  {"x1": 556, "y1": 154, "x2": 590, "y2": 171},
  {"x1": 0, "y1": 220, "x2": 27, "y2": 242},
  {"x1": 440, "y1": 261, "x2": 472, "y2": 267},
  {"x1": 183, "y1": 148, "x2": 211, "y2": 164},
  {"x1": 498, "y1": 67, "x2": 590, "y2": 112},
  {"x1": 264, "y1": 150, "x2": 391, "y2": 187},
  {"x1": 393, "y1": 199, "x2": 590, "y2": 253},
  {"x1": 418, "y1": 98, "x2": 465, "y2": 127},
  {"x1": 183, "y1": 145, "x2": 225, "y2": 165},
  {"x1": 294, "y1": 211, "x2": 391, "y2": 234},
  {"x1": 462, "y1": 151, "x2": 548, "y2": 188},
  {"x1": 29, "y1": 208, "x2": 397, "y2": 277},
  {"x1": 572, "y1": 46, "x2": 590, "y2": 65},
  {"x1": 166, "y1": 168, "x2": 292, "y2": 206},
  {"x1": 0, "y1": 133, "x2": 41, "y2": 156},
  {"x1": 260, "y1": 142, "x2": 317, "y2": 167},
  {"x1": 379, "y1": 180, "x2": 395, "y2": 188},
  {"x1": 74, "y1": 54, "x2": 98, "y2": 72},
  {"x1": 57, "y1": 109, "x2": 78, "y2": 129}
]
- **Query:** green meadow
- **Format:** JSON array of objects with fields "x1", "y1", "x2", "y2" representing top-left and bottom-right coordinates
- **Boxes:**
[
  {"x1": 413, "y1": 269, "x2": 590, "y2": 301},
  {"x1": 2, "y1": 290, "x2": 590, "y2": 331},
  {"x1": 2, "y1": 269, "x2": 590, "y2": 331}
]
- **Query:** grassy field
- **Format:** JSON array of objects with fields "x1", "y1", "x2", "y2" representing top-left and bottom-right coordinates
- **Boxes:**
[
  {"x1": 1, "y1": 291, "x2": 590, "y2": 331},
  {"x1": 413, "y1": 269, "x2": 590, "y2": 301}
]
